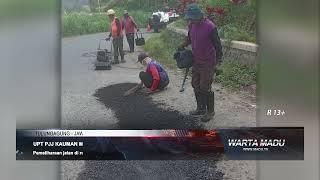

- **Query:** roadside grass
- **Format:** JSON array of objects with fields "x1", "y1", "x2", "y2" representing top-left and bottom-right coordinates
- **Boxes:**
[
  {"x1": 144, "y1": 34, "x2": 176, "y2": 69},
  {"x1": 63, "y1": 12, "x2": 107, "y2": 37},
  {"x1": 144, "y1": 30, "x2": 257, "y2": 90},
  {"x1": 173, "y1": 18, "x2": 188, "y2": 29},
  {"x1": 62, "y1": 9, "x2": 150, "y2": 37},
  {"x1": 215, "y1": 60, "x2": 256, "y2": 90},
  {"x1": 144, "y1": 29, "x2": 185, "y2": 69}
]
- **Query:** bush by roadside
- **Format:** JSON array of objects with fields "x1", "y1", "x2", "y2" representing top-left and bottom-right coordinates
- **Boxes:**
[
  {"x1": 171, "y1": 18, "x2": 255, "y2": 43},
  {"x1": 218, "y1": 24, "x2": 256, "y2": 43},
  {"x1": 170, "y1": 0, "x2": 256, "y2": 43}
]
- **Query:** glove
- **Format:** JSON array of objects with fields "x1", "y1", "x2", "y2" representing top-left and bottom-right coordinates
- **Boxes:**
[{"x1": 106, "y1": 37, "x2": 111, "y2": 41}]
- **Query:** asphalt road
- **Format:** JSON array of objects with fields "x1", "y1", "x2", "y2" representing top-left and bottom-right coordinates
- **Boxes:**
[{"x1": 61, "y1": 31, "x2": 256, "y2": 180}]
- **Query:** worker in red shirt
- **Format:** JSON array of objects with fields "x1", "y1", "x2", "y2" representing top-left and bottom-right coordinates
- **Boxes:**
[
  {"x1": 124, "y1": 53, "x2": 169, "y2": 96},
  {"x1": 122, "y1": 10, "x2": 139, "y2": 53},
  {"x1": 137, "y1": 53, "x2": 169, "y2": 94},
  {"x1": 106, "y1": 9, "x2": 125, "y2": 64}
]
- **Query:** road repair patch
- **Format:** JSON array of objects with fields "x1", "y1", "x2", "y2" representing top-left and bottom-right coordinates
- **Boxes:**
[{"x1": 94, "y1": 83, "x2": 203, "y2": 129}]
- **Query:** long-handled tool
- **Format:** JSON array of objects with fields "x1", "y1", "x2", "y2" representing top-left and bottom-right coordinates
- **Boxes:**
[
  {"x1": 123, "y1": 83, "x2": 143, "y2": 96},
  {"x1": 179, "y1": 67, "x2": 190, "y2": 92}
]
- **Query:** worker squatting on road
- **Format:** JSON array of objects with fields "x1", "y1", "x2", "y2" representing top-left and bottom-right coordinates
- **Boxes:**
[
  {"x1": 106, "y1": 9, "x2": 125, "y2": 64},
  {"x1": 179, "y1": 3, "x2": 223, "y2": 122},
  {"x1": 124, "y1": 53, "x2": 169, "y2": 96},
  {"x1": 122, "y1": 10, "x2": 139, "y2": 53}
]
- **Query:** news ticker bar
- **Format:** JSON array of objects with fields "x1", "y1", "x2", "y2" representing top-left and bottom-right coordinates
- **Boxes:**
[
  {"x1": 16, "y1": 130, "x2": 200, "y2": 137},
  {"x1": 16, "y1": 128, "x2": 304, "y2": 160}
]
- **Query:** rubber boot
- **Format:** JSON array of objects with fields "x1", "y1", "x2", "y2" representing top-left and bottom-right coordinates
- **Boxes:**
[
  {"x1": 189, "y1": 92, "x2": 206, "y2": 116},
  {"x1": 130, "y1": 43, "x2": 134, "y2": 53},
  {"x1": 202, "y1": 91, "x2": 215, "y2": 122},
  {"x1": 113, "y1": 56, "x2": 119, "y2": 64},
  {"x1": 121, "y1": 56, "x2": 126, "y2": 63}
]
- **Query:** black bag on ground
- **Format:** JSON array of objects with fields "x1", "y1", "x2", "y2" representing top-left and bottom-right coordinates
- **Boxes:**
[
  {"x1": 135, "y1": 32, "x2": 145, "y2": 46},
  {"x1": 174, "y1": 49, "x2": 193, "y2": 69}
]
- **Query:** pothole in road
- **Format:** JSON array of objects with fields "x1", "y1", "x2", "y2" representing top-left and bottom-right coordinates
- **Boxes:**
[{"x1": 94, "y1": 83, "x2": 203, "y2": 130}]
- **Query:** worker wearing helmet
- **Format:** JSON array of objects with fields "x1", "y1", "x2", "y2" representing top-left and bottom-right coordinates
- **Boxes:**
[
  {"x1": 106, "y1": 9, "x2": 125, "y2": 64},
  {"x1": 122, "y1": 10, "x2": 139, "y2": 53}
]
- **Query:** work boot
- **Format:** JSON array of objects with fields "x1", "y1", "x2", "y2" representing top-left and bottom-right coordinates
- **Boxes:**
[
  {"x1": 202, "y1": 91, "x2": 215, "y2": 122},
  {"x1": 189, "y1": 92, "x2": 206, "y2": 116},
  {"x1": 112, "y1": 56, "x2": 119, "y2": 64}
]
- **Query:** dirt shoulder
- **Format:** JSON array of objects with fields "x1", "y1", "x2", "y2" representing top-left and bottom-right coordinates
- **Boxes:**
[{"x1": 149, "y1": 67, "x2": 256, "y2": 128}]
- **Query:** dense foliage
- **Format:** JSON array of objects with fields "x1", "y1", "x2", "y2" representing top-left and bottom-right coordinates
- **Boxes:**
[{"x1": 173, "y1": 0, "x2": 256, "y2": 42}]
